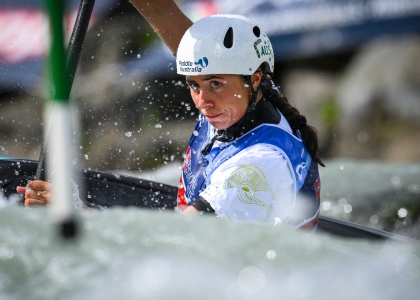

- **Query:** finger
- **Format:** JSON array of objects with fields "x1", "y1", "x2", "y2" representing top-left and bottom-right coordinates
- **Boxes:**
[
  {"x1": 28, "y1": 180, "x2": 50, "y2": 191},
  {"x1": 25, "y1": 198, "x2": 47, "y2": 206},
  {"x1": 26, "y1": 190, "x2": 49, "y2": 202},
  {"x1": 16, "y1": 186, "x2": 26, "y2": 194}
]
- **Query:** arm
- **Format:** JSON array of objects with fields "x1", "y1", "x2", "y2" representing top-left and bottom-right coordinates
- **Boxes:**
[
  {"x1": 200, "y1": 145, "x2": 295, "y2": 224},
  {"x1": 129, "y1": 0, "x2": 193, "y2": 54}
]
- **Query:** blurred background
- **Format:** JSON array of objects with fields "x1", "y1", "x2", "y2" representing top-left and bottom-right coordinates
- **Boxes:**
[{"x1": 1, "y1": 0, "x2": 420, "y2": 238}]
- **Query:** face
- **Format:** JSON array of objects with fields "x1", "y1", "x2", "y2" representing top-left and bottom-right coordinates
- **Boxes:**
[{"x1": 186, "y1": 74, "x2": 251, "y2": 130}]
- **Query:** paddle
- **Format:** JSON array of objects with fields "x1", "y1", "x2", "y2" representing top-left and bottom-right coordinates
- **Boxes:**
[
  {"x1": 36, "y1": 0, "x2": 95, "y2": 181},
  {"x1": 42, "y1": 0, "x2": 95, "y2": 239}
]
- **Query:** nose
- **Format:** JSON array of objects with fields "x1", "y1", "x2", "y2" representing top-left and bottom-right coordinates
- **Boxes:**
[{"x1": 197, "y1": 89, "x2": 213, "y2": 109}]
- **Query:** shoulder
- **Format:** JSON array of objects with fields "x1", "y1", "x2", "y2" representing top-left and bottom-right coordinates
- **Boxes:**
[{"x1": 227, "y1": 143, "x2": 289, "y2": 167}]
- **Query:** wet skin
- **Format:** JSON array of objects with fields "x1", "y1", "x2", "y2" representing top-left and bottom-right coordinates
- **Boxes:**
[{"x1": 186, "y1": 72, "x2": 262, "y2": 130}]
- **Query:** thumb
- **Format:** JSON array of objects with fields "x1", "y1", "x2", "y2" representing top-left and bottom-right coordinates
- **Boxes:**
[{"x1": 16, "y1": 186, "x2": 27, "y2": 194}]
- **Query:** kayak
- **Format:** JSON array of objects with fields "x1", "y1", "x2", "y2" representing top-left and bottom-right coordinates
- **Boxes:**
[{"x1": 0, "y1": 158, "x2": 415, "y2": 243}]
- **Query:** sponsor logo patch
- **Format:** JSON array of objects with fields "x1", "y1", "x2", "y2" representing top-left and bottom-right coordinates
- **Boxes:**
[{"x1": 178, "y1": 57, "x2": 208, "y2": 73}]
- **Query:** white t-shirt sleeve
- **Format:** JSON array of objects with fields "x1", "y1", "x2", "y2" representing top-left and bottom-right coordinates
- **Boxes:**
[{"x1": 199, "y1": 144, "x2": 295, "y2": 225}]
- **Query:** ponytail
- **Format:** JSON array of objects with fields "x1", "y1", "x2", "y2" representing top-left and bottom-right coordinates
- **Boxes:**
[{"x1": 260, "y1": 73, "x2": 325, "y2": 167}]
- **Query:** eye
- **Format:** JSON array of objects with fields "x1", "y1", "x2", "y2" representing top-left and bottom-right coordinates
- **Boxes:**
[
  {"x1": 187, "y1": 82, "x2": 200, "y2": 91},
  {"x1": 210, "y1": 81, "x2": 222, "y2": 88}
]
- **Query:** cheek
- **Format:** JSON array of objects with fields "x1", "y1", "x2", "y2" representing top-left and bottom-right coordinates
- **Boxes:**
[
  {"x1": 190, "y1": 94, "x2": 200, "y2": 107},
  {"x1": 226, "y1": 98, "x2": 247, "y2": 118}
]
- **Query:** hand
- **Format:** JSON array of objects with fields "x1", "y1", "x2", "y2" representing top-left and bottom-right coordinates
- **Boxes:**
[
  {"x1": 16, "y1": 180, "x2": 51, "y2": 207},
  {"x1": 182, "y1": 205, "x2": 199, "y2": 215}
]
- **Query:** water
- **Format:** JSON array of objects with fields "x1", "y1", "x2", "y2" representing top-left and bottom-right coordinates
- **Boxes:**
[
  {"x1": 1, "y1": 158, "x2": 420, "y2": 298},
  {"x1": 0, "y1": 206, "x2": 419, "y2": 300},
  {"x1": 319, "y1": 159, "x2": 420, "y2": 239}
]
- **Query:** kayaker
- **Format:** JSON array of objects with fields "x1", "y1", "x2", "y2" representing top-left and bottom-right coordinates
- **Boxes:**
[{"x1": 18, "y1": 0, "x2": 324, "y2": 230}]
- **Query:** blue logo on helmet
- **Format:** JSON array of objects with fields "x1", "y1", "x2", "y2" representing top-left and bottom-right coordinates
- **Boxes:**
[{"x1": 194, "y1": 57, "x2": 208, "y2": 68}]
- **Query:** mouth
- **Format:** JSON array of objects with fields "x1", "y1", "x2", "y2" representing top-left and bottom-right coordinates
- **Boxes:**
[{"x1": 204, "y1": 113, "x2": 223, "y2": 120}]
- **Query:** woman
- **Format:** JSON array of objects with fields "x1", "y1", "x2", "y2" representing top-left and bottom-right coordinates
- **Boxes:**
[{"x1": 18, "y1": 0, "x2": 324, "y2": 230}]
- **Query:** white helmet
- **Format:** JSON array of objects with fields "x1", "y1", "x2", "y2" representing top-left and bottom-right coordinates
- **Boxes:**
[{"x1": 176, "y1": 14, "x2": 274, "y2": 76}]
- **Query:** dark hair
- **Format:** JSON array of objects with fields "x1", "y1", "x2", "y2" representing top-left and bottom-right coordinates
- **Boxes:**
[{"x1": 260, "y1": 72, "x2": 325, "y2": 167}]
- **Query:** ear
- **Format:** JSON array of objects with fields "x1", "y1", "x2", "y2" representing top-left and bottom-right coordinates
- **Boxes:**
[{"x1": 251, "y1": 70, "x2": 263, "y2": 90}]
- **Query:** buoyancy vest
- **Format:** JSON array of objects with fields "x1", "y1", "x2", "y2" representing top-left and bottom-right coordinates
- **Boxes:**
[{"x1": 177, "y1": 113, "x2": 320, "y2": 229}]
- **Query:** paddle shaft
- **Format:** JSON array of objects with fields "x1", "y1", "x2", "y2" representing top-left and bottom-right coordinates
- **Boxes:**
[{"x1": 36, "y1": 0, "x2": 95, "y2": 181}]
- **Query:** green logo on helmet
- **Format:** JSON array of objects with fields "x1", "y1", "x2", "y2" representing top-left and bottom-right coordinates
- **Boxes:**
[
  {"x1": 254, "y1": 39, "x2": 262, "y2": 58},
  {"x1": 261, "y1": 43, "x2": 272, "y2": 56},
  {"x1": 254, "y1": 39, "x2": 273, "y2": 60}
]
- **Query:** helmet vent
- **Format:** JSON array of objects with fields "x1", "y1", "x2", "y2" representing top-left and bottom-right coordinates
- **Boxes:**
[
  {"x1": 253, "y1": 26, "x2": 261, "y2": 37},
  {"x1": 223, "y1": 27, "x2": 234, "y2": 49}
]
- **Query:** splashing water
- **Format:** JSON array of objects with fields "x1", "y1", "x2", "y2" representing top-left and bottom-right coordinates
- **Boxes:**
[{"x1": 0, "y1": 207, "x2": 419, "y2": 299}]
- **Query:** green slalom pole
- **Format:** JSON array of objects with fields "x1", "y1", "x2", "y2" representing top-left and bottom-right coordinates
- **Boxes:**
[{"x1": 45, "y1": 0, "x2": 78, "y2": 239}]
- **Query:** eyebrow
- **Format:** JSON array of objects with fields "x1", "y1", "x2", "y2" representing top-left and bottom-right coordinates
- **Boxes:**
[{"x1": 186, "y1": 75, "x2": 224, "y2": 84}]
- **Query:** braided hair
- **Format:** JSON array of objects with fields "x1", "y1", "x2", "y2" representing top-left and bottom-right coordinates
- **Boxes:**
[{"x1": 259, "y1": 71, "x2": 325, "y2": 167}]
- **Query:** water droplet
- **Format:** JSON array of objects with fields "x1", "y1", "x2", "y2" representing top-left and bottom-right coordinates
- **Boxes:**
[
  {"x1": 137, "y1": 54, "x2": 141, "y2": 58},
  {"x1": 321, "y1": 201, "x2": 331, "y2": 211},
  {"x1": 398, "y1": 208, "x2": 408, "y2": 218},
  {"x1": 267, "y1": 250, "x2": 276, "y2": 260},
  {"x1": 125, "y1": 131, "x2": 132, "y2": 137},
  {"x1": 343, "y1": 204, "x2": 352, "y2": 213}
]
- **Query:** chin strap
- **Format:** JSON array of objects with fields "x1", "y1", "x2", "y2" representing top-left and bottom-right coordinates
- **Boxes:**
[
  {"x1": 245, "y1": 75, "x2": 259, "y2": 113},
  {"x1": 201, "y1": 131, "x2": 235, "y2": 155}
]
